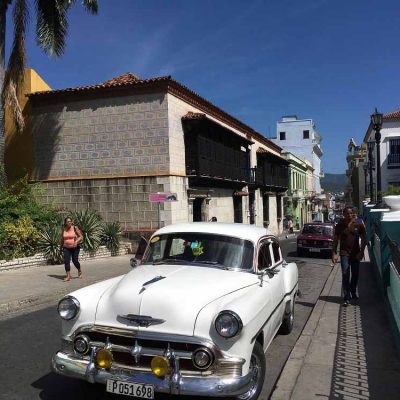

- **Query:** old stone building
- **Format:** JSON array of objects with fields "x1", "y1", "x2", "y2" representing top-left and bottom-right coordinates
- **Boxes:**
[{"x1": 26, "y1": 72, "x2": 288, "y2": 235}]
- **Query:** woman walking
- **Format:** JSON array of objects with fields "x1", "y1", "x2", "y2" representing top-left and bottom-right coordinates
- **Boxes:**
[{"x1": 61, "y1": 216, "x2": 83, "y2": 282}]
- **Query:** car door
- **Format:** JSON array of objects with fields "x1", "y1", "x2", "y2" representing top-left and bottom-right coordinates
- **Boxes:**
[{"x1": 257, "y1": 239, "x2": 286, "y2": 348}]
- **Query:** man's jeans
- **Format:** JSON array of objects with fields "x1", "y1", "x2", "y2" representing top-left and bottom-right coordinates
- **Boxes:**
[{"x1": 340, "y1": 256, "x2": 360, "y2": 300}]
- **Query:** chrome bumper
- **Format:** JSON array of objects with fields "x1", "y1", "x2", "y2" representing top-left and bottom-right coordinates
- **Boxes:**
[{"x1": 52, "y1": 351, "x2": 252, "y2": 397}]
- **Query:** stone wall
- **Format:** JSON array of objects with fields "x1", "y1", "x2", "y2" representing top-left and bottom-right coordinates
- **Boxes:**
[
  {"x1": 31, "y1": 93, "x2": 169, "y2": 180},
  {"x1": 37, "y1": 176, "x2": 167, "y2": 230},
  {"x1": 0, "y1": 245, "x2": 130, "y2": 272}
]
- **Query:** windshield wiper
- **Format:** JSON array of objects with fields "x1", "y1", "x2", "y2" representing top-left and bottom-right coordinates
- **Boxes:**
[
  {"x1": 152, "y1": 258, "x2": 186, "y2": 265},
  {"x1": 195, "y1": 260, "x2": 232, "y2": 270}
]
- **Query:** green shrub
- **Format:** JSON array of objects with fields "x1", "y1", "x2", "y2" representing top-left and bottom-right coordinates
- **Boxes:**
[
  {"x1": 72, "y1": 208, "x2": 103, "y2": 253},
  {"x1": 384, "y1": 185, "x2": 400, "y2": 196},
  {"x1": 37, "y1": 215, "x2": 65, "y2": 264},
  {"x1": 0, "y1": 216, "x2": 40, "y2": 260},
  {"x1": 101, "y1": 221, "x2": 122, "y2": 256}
]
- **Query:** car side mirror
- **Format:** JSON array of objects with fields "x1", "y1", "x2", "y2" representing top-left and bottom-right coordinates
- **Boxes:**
[
  {"x1": 130, "y1": 257, "x2": 138, "y2": 268},
  {"x1": 133, "y1": 236, "x2": 148, "y2": 267}
]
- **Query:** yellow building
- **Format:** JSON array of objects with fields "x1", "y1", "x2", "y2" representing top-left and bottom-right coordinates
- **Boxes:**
[{"x1": 5, "y1": 68, "x2": 51, "y2": 183}]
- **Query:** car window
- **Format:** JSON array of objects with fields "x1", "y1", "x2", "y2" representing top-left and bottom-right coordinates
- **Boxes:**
[
  {"x1": 272, "y1": 241, "x2": 281, "y2": 264},
  {"x1": 142, "y1": 233, "x2": 254, "y2": 271},
  {"x1": 258, "y1": 242, "x2": 272, "y2": 271},
  {"x1": 302, "y1": 225, "x2": 333, "y2": 236}
]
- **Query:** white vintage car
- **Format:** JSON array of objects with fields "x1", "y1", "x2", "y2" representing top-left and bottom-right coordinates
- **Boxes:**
[{"x1": 52, "y1": 223, "x2": 298, "y2": 400}]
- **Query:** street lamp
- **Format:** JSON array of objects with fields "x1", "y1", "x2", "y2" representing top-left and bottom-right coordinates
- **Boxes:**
[
  {"x1": 370, "y1": 108, "x2": 383, "y2": 204},
  {"x1": 367, "y1": 141, "x2": 374, "y2": 201},
  {"x1": 363, "y1": 161, "x2": 368, "y2": 198}
]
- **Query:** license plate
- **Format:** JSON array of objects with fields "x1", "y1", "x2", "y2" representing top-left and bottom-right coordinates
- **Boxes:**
[
  {"x1": 106, "y1": 379, "x2": 154, "y2": 399},
  {"x1": 309, "y1": 248, "x2": 320, "y2": 253}
]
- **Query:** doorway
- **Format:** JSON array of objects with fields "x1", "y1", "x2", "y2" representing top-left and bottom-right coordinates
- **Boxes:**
[{"x1": 193, "y1": 198, "x2": 204, "y2": 222}]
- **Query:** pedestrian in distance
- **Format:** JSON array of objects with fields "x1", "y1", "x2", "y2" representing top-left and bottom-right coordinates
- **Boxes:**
[
  {"x1": 288, "y1": 217, "x2": 294, "y2": 234},
  {"x1": 332, "y1": 206, "x2": 367, "y2": 307},
  {"x1": 61, "y1": 216, "x2": 83, "y2": 282},
  {"x1": 210, "y1": 216, "x2": 217, "y2": 222}
]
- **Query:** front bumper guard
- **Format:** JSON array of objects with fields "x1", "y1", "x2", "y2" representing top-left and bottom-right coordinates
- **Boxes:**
[{"x1": 52, "y1": 351, "x2": 252, "y2": 397}]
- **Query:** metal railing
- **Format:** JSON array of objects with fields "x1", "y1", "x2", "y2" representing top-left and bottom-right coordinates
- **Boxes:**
[{"x1": 388, "y1": 153, "x2": 400, "y2": 165}]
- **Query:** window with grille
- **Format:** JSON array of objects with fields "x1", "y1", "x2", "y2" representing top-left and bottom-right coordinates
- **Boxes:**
[{"x1": 389, "y1": 138, "x2": 400, "y2": 165}]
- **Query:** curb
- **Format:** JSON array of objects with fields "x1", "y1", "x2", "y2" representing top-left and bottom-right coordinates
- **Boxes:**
[
  {"x1": 270, "y1": 263, "x2": 340, "y2": 400},
  {"x1": 0, "y1": 276, "x2": 117, "y2": 318}
]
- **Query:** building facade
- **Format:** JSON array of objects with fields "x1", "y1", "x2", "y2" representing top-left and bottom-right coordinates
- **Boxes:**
[
  {"x1": 22, "y1": 72, "x2": 289, "y2": 235},
  {"x1": 345, "y1": 138, "x2": 366, "y2": 210},
  {"x1": 271, "y1": 115, "x2": 324, "y2": 194},
  {"x1": 363, "y1": 109, "x2": 400, "y2": 202},
  {"x1": 282, "y1": 151, "x2": 308, "y2": 229}
]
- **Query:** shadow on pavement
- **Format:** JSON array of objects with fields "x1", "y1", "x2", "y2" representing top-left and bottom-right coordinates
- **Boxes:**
[
  {"x1": 47, "y1": 274, "x2": 67, "y2": 281},
  {"x1": 318, "y1": 295, "x2": 342, "y2": 305},
  {"x1": 329, "y1": 261, "x2": 400, "y2": 399}
]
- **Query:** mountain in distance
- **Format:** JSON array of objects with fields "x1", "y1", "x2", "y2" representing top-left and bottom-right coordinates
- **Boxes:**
[{"x1": 321, "y1": 173, "x2": 346, "y2": 193}]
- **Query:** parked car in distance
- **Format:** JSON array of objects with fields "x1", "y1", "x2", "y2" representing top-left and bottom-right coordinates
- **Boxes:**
[
  {"x1": 297, "y1": 222, "x2": 334, "y2": 257},
  {"x1": 52, "y1": 223, "x2": 298, "y2": 400}
]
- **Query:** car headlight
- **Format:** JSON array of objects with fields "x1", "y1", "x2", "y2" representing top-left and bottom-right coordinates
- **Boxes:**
[
  {"x1": 215, "y1": 310, "x2": 243, "y2": 338},
  {"x1": 57, "y1": 296, "x2": 80, "y2": 320},
  {"x1": 192, "y1": 347, "x2": 214, "y2": 369}
]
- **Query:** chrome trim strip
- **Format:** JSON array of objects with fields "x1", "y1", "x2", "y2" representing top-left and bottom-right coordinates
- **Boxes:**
[{"x1": 52, "y1": 351, "x2": 251, "y2": 397}]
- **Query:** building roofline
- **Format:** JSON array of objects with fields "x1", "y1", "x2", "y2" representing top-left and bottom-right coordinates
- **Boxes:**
[{"x1": 28, "y1": 73, "x2": 282, "y2": 153}]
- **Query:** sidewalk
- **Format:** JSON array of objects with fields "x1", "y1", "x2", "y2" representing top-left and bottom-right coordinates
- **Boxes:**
[
  {"x1": 0, "y1": 254, "x2": 132, "y2": 316},
  {"x1": 271, "y1": 250, "x2": 400, "y2": 400}
]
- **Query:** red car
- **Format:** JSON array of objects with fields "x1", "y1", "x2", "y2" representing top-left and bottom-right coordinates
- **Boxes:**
[{"x1": 297, "y1": 223, "x2": 334, "y2": 257}]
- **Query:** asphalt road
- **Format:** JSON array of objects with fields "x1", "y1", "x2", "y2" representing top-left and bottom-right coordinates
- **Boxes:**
[{"x1": 0, "y1": 236, "x2": 333, "y2": 400}]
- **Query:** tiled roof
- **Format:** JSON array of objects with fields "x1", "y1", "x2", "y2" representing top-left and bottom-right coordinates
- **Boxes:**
[
  {"x1": 28, "y1": 72, "x2": 171, "y2": 97},
  {"x1": 384, "y1": 109, "x2": 400, "y2": 119},
  {"x1": 181, "y1": 112, "x2": 207, "y2": 120}
]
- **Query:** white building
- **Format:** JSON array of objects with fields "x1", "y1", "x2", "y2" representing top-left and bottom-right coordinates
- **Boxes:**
[
  {"x1": 271, "y1": 115, "x2": 324, "y2": 194},
  {"x1": 363, "y1": 109, "x2": 400, "y2": 200}
]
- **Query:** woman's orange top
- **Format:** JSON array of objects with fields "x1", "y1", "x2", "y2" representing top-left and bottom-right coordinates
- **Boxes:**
[{"x1": 63, "y1": 226, "x2": 76, "y2": 248}]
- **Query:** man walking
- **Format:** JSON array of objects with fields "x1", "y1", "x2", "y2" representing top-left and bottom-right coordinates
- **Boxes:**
[{"x1": 332, "y1": 206, "x2": 367, "y2": 306}]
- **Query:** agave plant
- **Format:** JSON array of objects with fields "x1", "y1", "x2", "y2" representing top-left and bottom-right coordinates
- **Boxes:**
[
  {"x1": 101, "y1": 221, "x2": 122, "y2": 256},
  {"x1": 71, "y1": 208, "x2": 103, "y2": 253},
  {"x1": 37, "y1": 223, "x2": 63, "y2": 264}
]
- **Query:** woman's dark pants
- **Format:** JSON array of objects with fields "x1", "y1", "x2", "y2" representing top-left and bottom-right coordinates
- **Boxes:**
[
  {"x1": 63, "y1": 247, "x2": 81, "y2": 273},
  {"x1": 340, "y1": 255, "x2": 360, "y2": 300}
]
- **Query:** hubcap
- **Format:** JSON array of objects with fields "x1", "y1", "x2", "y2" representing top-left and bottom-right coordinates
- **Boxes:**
[{"x1": 238, "y1": 352, "x2": 262, "y2": 400}]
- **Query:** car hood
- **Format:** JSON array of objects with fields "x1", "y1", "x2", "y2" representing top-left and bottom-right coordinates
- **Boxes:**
[
  {"x1": 298, "y1": 233, "x2": 332, "y2": 241},
  {"x1": 95, "y1": 263, "x2": 258, "y2": 336}
]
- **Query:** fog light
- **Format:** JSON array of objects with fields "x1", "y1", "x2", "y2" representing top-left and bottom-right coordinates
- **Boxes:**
[
  {"x1": 192, "y1": 348, "x2": 213, "y2": 369},
  {"x1": 73, "y1": 335, "x2": 89, "y2": 354},
  {"x1": 151, "y1": 356, "x2": 171, "y2": 377},
  {"x1": 95, "y1": 349, "x2": 113, "y2": 369}
]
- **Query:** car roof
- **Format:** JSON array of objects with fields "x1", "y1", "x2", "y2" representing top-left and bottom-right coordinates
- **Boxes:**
[{"x1": 154, "y1": 223, "x2": 273, "y2": 244}]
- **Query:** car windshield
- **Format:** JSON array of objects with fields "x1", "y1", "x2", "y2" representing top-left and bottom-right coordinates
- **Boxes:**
[
  {"x1": 302, "y1": 225, "x2": 333, "y2": 236},
  {"x1": 141, "y1": 232, "x2": 254, "y2": 271}
]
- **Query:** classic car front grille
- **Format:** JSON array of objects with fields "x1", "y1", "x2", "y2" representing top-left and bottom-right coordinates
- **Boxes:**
[{"x1": 71, "y1": 325, "x2": 243, "y2": 377}]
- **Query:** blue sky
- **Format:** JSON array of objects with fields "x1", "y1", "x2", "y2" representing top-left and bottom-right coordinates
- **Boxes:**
[{"x1": 5, "y1": 0, "x2": 400, "y2": 173}]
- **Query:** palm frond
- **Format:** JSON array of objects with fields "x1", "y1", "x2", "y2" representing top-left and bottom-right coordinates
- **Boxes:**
[
  {"x1": 82, "y1": 0, "x2": 98, "y2": 15},
  {"x1": 1, "y1": 0, "x2": 29, "y2": 133},
  {"x1": 35, "y1": 0, "x2": 68, "y2": 57}
]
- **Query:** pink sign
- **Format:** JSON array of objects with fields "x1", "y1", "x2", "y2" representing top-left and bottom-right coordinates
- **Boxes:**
[{"x1": 149, "y1": 193, "x2": 178, "y2": 202}]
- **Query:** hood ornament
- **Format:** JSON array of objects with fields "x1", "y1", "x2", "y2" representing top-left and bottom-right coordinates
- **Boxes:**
[{"x1": 118, "y1": 314, "x2": 165, "y2": 327}]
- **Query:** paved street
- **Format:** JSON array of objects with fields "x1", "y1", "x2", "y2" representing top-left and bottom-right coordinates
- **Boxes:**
[{"x1": 0, "y1": 236, "x2": 333, "y2": 400}]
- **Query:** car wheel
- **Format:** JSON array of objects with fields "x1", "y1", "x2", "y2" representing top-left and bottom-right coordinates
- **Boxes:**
[
  {"x1": 236, "y1": 342, "x2": 266, "y2": 400},
  {"x1": 279, "y1": 298, "x2": 295, "y2": 335}
]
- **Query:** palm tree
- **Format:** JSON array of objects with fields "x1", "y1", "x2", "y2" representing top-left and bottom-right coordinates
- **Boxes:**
[{"x1": 0, "y1": 0, "x2": 98, "y2": 163}]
